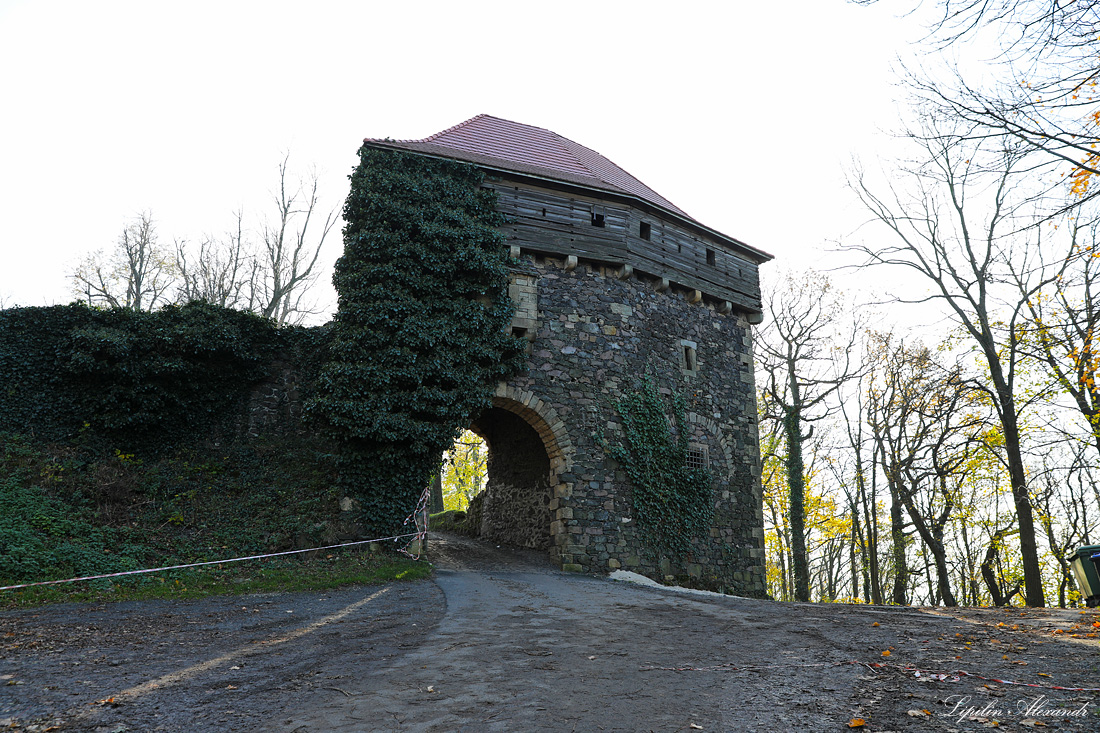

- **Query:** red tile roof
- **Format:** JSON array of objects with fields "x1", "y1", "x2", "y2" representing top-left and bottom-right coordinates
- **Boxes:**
[{"x1": 366, "y1": 114, "x2": 692, "y2": 219}]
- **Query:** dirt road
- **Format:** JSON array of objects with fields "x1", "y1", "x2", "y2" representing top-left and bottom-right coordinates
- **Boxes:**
[{"x1": 3, "y1": 533, "x2": 1099, "y2": 731}]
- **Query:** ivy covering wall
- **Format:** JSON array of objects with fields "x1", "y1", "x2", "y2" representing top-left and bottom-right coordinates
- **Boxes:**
[
  {"x1": 0, "y1": 301, "x2": 322, "y2": 452},
  {"x1": 601, "y1": 376, "x2": 714, "y2": 561},
  {"x1": 308, "y1": 146, "x2": 525, "y2": 538}
]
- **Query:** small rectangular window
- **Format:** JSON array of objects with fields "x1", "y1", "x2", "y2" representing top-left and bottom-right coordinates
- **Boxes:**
[
  {"x1": 683, "y1": 345, "x2": 698, "y2": 371},
  {"x1": 686, "y1": 446, "x2": 709, "y2": 471},
  {"x1": 681, "y1": 339, "x2": 698, "y2": 373},
  {"x1": 591, "y1": 212, "x2": 605, "y2": 227},
  {"x1": 639, "y1": 221, "x2": 651, "y2": 240},
  {"x1": 706, "y1": 248, "x2": 716, "y2": 266}
]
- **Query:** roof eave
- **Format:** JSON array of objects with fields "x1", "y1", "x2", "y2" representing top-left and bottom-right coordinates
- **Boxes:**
[{"x1": 361, "y1": 139, "x2": 775, "y2": 265}]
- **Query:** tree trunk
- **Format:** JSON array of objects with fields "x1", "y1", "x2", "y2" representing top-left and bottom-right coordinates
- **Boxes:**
[
  {"x1": 889, "y1": 490, "x2": 908, "y2": 605},
  {"x1": 899, "y1": 490, "x2": 957, "y2": 606},
  {"x1": 850, "y1": 497, "x2": 863, "y2": 601},
  {"x1": 981, "y1": 527, "x2": 1023, "y2": 607},
  {"x1": 866, "y1": 465, "x2": 883, "y2": 605},
  {"x1": 987, "y1": 352, "x2": 1046, "y2": 607},
  {"x1": 784, "y1": 397, "x2": 810, "y2": 603},
  {"x1": 880, "y1": 442, "x2": 909, "y2": 605},
  {"x1": 429, "y1": 470, "x2": 444, "y2": 515}
]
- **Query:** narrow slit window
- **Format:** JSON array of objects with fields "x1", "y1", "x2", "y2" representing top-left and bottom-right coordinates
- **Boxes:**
[
  {"x1": 684, "y1": 346, "x2": 697, "y2": 371},
  {"x1": 706, "y1": 248, "x2": 716, "y2": 266},
  {"x1": 591, "y1": 212, "x2": 606, "y2": 227},
  {"x1": 639, "y1": 221, "x2": 651, "y2": 240},
  {"x1": 681, "y1": 341, "x2": 698, "y2": 372}
]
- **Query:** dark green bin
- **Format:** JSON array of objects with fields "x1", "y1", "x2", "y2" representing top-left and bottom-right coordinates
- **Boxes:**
[{"x1": 1070, "y1": 544, "x2": 1100, "y2": 607}]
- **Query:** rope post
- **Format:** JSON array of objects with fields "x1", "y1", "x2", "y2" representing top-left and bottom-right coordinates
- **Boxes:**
[{"x1": 421, "y1": 500, "x2": 430, "y2": 553}]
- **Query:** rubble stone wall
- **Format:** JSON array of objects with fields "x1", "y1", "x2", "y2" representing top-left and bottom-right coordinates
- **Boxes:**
[{"x1": 495, "y1": 253, "x2": 765, "y2": 596}]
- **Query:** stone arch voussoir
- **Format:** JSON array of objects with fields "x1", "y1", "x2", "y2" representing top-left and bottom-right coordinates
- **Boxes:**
[
  {"x1": 491, "y1": 383, "x2": 576, "y2": 558},
  {"x1": 492, "y1": 383, "x2": 574, "y2": 478}
]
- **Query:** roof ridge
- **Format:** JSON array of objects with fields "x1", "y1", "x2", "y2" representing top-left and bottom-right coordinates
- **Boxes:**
[
  {"x1": 364, "y1": 114, "x2": 690, "y2": 221},
  {"x1": 420, "y1": 114, "x2": 487, "y2": 143}
]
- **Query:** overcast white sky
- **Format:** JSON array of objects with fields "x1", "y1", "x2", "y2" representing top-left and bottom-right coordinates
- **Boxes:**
[{"x1": 0, "y1": 0, "x2": 928, "y2": 317}]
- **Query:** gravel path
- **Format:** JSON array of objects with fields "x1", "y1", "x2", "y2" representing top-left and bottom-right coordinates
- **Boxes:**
[{"x1": 3, "y1": 533, "x2": 1099, "y2": 731}]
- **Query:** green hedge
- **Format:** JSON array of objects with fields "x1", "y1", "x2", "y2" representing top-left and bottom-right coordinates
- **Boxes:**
[{"x1": 0, "y1": 301, "x2": 322, "y2": 452}]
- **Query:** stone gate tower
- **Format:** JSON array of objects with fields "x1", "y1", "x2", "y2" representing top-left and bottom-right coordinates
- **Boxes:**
[{"x1": 366, "y1": 115, "x2": 772, "y2": 595}]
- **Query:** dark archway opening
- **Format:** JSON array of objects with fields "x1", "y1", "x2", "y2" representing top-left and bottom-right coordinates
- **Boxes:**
[{"x1": 466, "y1": 407, "x2": 553, "y2": 549}]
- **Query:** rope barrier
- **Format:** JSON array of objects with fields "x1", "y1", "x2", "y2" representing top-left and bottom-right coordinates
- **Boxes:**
[
  {"x1": 1, "y1": 486, "x2": 435, "y2": 592},
  {"x1": 398, "y1": 484, "x2": 432, "y2": 560}
]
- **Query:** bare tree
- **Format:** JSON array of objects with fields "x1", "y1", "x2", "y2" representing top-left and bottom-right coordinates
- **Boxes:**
[
  {"x1": 72, "y1": 212, "x2": 176, "y2": 311},
  {"x1": 836, "y1": 353, "x2": 884, "y2": 604},
  {"x1": 865, "y1": 332, "x2": 988, "y2": 606},
  {"x1": 855, "y1": 0, "x2": 1100, "y2": 208},
  {"x1": 1034, "y1": 445, "x2": 1099, "y2": 606},
  {"x1": 757, "y1": 269, "x2": 862, "y2": 602},
  {"x1": 1016, "y1": 216, "x2": 1100, "y2": 459},
  {"x1": 175, "y1": 211, "x2": 258, "y2": 310},
  {"x1": 848, "y1": 120, "x2": 1074, "y2": 606},
  {"x1": 254, "y1": 155, "x2": 338, "y2": 325},
  {"x1": 170, "y1": 154, "x2": 337, "y2": 325}
]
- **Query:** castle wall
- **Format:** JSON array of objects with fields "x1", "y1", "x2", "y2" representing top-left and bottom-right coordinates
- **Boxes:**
[{"x1": 500, "y1": 253, "x2": 765, "y2": 597}]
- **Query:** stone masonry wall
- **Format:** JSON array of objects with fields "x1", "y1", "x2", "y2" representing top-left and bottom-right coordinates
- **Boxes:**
[
  {"x1": 240, "y1": 357, "x2": 305, "y2": 438},
  {"x1": 228, "y1": 254, "x2": 766, "y2": 596},
  {"x1": 507, "y1": 253, "x2": 765, "y2": 596}
]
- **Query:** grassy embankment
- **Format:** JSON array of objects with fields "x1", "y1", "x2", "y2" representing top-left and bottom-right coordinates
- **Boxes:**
[{"x1": 0, "y1": 433, "x2": 430, "y2": 609}]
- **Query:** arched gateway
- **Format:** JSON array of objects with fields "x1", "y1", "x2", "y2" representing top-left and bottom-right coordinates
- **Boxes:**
[{"x1": 370, "y1": 115, "x2": 772, "y2": 596}]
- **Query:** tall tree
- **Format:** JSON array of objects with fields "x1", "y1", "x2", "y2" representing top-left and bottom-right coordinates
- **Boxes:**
[
  {"x1": 1017, "y1": 217, "x2": 1100, "y2": 459},
  {"x1": 757, "y1": 269, "x2": 861, "y2": 602},
  {"x1": 255, "y1": 155, "x2": 338, "y2": 325},
  {"x1": 849, "y1": 123, "x2": 1070, "y2": 605},
  {"x1": 854, "y1": 0, "x2": 1100, "y2": 208},
  {"x1": 837, "y1": 360, "x2": 883, "y2": 603},
  {"x1": 175, "y1": 212, "x2": 258, "y2": 311},
  {"x1": 865, "y1": 332, "x2": 987, "y2": 606},
  {"x1": 72, "y1": 212, "x2": 176, "y2": 311}
]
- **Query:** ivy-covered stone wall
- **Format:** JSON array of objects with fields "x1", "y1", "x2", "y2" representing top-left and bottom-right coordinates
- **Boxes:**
[{"x1": 0, "y1": 302, "x2": 325, "y2": 453}]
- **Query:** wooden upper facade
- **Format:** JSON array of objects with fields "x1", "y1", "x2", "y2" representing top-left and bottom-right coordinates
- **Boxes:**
[{"x1": 364, "y1": 115, "x2": 772, "y2": 315}]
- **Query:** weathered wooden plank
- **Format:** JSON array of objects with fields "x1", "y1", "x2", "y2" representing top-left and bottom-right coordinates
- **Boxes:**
[
  {"x1": 623, "y1": 240, "x2": 760, "y2": 297},
  {"x1": 510, "y1": 218, "x2": 625, "y2": 246},
  {"x1": 502, "y1": 228, "x2": 626, "y2": 262},
  {"x1": 622, "y1": 251, "x2": 762, "y2": 307},
  {"x1": 508, "y1": 221, "x2": 623, "y2": 247},
  {"x1": 488, "y1": 180, "x2": 763, "y2": 309},
  {"x1": 507, "y1": 230, "x2": 761, "y2": 306}
]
